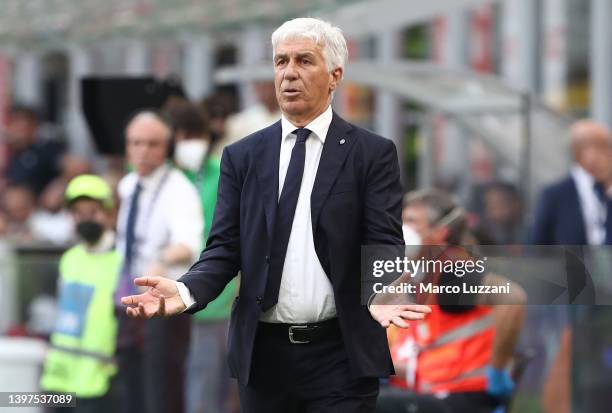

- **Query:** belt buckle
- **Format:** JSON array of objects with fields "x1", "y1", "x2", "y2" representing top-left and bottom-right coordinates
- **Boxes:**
[{"x1": 288, "y1": 325, "x2": 310, "y2": 344}]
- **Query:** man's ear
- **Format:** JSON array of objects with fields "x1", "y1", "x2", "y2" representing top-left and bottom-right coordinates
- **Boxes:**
[{"x1": 329, "y1": 67, "x2": 343, "y2": 92}]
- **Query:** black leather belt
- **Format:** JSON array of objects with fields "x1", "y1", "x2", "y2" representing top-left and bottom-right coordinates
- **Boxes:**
[{"x1": 258, "y1": 318, "x2": 340, "y2": 344}]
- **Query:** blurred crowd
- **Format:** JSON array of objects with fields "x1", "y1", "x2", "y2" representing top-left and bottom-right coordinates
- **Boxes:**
[
  {"x1": 0, "y1": 82, "x2": 280, "y2": 247},
  {"x1": 0, "y1": 76, "x2": 610, "y2": 413},
  {"x1": 0, "y1": 105, "x2": 90, "y2": 244},
  {"x1": 0, "y1": 102, "x2": 539, "y2": 251}
]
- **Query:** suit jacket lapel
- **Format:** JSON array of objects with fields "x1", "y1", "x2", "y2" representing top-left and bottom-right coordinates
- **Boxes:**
[
  {"x1": 567, "y1": 177, "x2": 588, "y2": 244},
  {"x1": 311, "y1": 112, "x2": 354, "y2": 233},
  {"x1": 255, "y1": 121, "x2": 282, "y2": 239}
]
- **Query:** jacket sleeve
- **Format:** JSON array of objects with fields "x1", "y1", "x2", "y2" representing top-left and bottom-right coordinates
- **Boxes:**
[
  {"x1": 362, "y1": 138, "x2": 405, "y2": 246},
  {"x1": 178, "y1": 146, "x2": 241, "y2": 313}
]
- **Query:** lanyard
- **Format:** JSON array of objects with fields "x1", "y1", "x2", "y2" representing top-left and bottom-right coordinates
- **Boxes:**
[{"x1": 132, "y1": 167, "x2": 171, "y2": 257}]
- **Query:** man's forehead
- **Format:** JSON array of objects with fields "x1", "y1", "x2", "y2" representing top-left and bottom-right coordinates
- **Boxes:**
[
  {"x1": 275, "y1": 37, "x2": 323, "y2": 55},
  {"x1": 126, "y1": 116, "x2": 169, "y2": 140}
]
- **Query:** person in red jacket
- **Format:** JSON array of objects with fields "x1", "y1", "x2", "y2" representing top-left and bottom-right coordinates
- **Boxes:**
[{"x1": 376, "y1": 189, "x2": 526, "y2": 413}]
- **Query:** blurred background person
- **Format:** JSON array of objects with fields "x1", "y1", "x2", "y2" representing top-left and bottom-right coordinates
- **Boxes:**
[
  {"x1": 1, "y1": 104, "x2": 66, "y2": 195},
  {"x1": 40, "y1": 174, "x2": 121, "y2": 413},
  {"x1": 201, "y1": 92, "x2": 234, "y2": 148},
  {"x1": 378, "y1": 189, "x2": 525, "y2": 413},
  {"x1": 475, "y1": 182, "x2": 525, "y2": 245},
  {"x1": 115, "y1": 110, "x2": 203, "y2": 413},
  {"x1": 0, "y1": 184, "x2": 36, "y2": 243},
  {"x1": 30, "y1": 179, "x2": 75, "y2": 245},
  {"x1": 531, "y1": 120, "x2": 611, "y2": 413},
  {"x1": 211, "y1": 81, "x2": 280, "y2": 157},
  {"x1": 530, "y1": 119, "x2": 612, "y2": 245},
  {"x1": 166, "y1": 99, "x2": 239, "y2": 413}
]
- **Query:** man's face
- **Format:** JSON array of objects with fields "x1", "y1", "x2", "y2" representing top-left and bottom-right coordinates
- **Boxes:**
[
  {"x1": 402, "y1": 203, "x2": 447, "y2": 245},
  {"x1": 274, "y1": 37, "x2": 342, "y2": 125},
  {"x1": 125, "y1": 115, "x2": 169, "y2": 177},
  {"x1": 484, "y1": 190, "x2": 519, "y2": 225},
  {"x1": 3, "y1": 186, "x2": 34, "y2": 223},
  {"x1": 6, "y1": 113, "x2": 37, "y2": 150},
  {"x1": 576, "y1": 134, "x2": 612, "y2": 183},
  {"x1": 71, "y1": 198, "x2": 109, "y2": 228}
]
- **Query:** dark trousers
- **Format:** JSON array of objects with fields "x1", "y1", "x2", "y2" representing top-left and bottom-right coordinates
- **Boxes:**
[
  {"x1": 116, "y1": 312, "x2": 191, "y2": 413},
  {"x1": 375, "y1": 385, "x2": 500, "y2": 413},
  {"x1": 239, "y1": 321, "x2": 379, "y2": 413}
]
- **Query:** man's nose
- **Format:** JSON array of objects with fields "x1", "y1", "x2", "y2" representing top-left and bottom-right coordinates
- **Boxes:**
[{"x1": 283, "y1": 59, "x2": 299, "y2": 80}]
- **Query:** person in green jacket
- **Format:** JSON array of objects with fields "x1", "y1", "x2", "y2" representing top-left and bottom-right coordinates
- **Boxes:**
[
  {"x1": 40, "y1": 174, "x2": 121, "y2": 412},
  {"x1": 167, "y1": 100, "x2": 238, "y2": 413}
]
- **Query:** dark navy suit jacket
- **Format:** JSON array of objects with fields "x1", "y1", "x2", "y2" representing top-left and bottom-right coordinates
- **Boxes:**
[
  {"x1": 178, "y1": 112, "x2": 404, "y2": 384},
  {"x1": 530, "y1": 175, "x2": 611, "y2": 245}
]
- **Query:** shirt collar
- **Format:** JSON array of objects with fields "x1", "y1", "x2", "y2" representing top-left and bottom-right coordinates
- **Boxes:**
[
  {"x1": 281, "y1": 105, "x2": 333, "y2": 144},
  {"x1": 571, "y1": 164, "x2": 596, "y2": 187},
  {"x1": 139, "y1": 163, "x2": 169, "y2": 189}
]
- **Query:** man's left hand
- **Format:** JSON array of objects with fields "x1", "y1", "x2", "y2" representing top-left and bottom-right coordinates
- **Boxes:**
[{"x1": 369, "y1": 304, "x2": 431, "y2": 328}]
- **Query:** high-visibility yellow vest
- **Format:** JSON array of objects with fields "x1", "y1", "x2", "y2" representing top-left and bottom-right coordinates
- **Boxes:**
[{"x1": 40, "y1": 244, "x2": 121, "y2": 398}]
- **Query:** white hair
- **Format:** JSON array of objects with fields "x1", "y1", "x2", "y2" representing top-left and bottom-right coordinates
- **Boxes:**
[{"x1": 271, "y1": 17, "x2": 348, "y2": 75}]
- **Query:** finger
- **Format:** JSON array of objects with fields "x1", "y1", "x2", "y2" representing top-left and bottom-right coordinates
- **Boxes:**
[
  {"x1": 121, "y1": 293, "x2": 146, "y2": 306},
  {"x1": 134, "y1": 276, "x2": 160, "y2": 288},
  {"x1": 418, "y1": 305, "x2": 432, "y2": 313},
  {"x1": 380, "y1": 319, "x2": 390, "y2": 328},
  {"x1": 400, "y1": 304, "x2": 431, "y2": 314},
  {"x1": 126, "y1": 306, "x2": 139, "y2": 318},
  {"x1": 390, "y1": 316, "x2": 409, "y2": 329},
  {"x1": 400, "y1": 310, "x2": 426, "y2": 321}
]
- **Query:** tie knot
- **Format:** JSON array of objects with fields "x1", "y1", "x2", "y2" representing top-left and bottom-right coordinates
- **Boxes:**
[{"x1": 293, "y1": 128, "x2": 311, "y2": 144}]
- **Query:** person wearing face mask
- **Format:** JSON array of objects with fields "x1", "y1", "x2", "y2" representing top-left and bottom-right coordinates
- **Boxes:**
[
  {"x1": 167, "y1": 101, "x2": 239, "y2": 413},
  {"x1": 376, "y1": 189, "x2": 526, "y2": 413},
  {"x1": 40, "y1": 174, "x2": 121, "y2": 412}
]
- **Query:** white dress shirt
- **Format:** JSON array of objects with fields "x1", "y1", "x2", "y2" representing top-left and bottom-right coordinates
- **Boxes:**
[
  {"x1": 178, "y1": 105, "x2": 337, "y2": 323},
  {"x1": 571, "y1": 165, "x2": 607, "y2": 245},
  {"x1": 117, "y1": 164, "x2": 203, "y2": 280}
]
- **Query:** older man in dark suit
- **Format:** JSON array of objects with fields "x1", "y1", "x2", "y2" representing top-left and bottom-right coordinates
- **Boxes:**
[
  {"x1": 122, "y1": 17, "x2": 430, "y2": 412},
  {"x1": 530, "y1": 120, "x2": 612, "y2": 246}
]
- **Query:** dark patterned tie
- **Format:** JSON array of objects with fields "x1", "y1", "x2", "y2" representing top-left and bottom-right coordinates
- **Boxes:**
[
  {"x1": 262, "y1": 128, "x2": 311, "y2": 310},
  {"x1": 115, "y1": 181, "x2": 142, "y2": 303}
]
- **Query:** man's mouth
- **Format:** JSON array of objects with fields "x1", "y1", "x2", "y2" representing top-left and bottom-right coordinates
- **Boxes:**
[{"x1": 282, "y1": 88, "x2": 301, "y2": 96}]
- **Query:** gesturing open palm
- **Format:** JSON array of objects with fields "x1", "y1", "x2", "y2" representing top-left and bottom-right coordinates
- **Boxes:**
[{"x1": 121, "y1": 276, "x2": 187, "y2": 318}]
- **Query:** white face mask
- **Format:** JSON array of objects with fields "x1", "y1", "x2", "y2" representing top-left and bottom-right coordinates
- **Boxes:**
[
  {"x1": 174, "y1": 140, "x2": 209, "y2": 172},
  {"x1": 402, "y1": 224, "x2": 423, "y2": 259}
]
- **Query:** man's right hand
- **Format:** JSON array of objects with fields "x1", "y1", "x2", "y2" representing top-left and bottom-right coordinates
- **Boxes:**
[{"x1": 121, "y1": 276, "x2": 187, "y2": 318}]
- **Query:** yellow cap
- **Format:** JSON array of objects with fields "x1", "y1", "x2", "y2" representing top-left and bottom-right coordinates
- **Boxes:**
[{"x1": 65, "y1": 174, "x2": 113, "y2": 210}]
